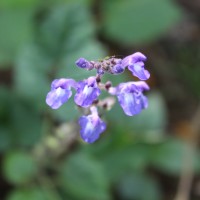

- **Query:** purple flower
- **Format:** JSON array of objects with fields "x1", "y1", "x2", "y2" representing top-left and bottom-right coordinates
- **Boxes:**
[
  {"x1": 111, "y1": 64, "x2": 124, "y2": 74},
  {"x1": 122, "y1": 52, "x2": 150, "y2": 80},
  {"x1": 46, "y1": 52, "x2": 151, "y2": 144},
  {"x1": 79, "y1": 107, "x2": 106, "y2": 143},
  {"x1": 97, "y1": 68, "x2": 105, "y2": 75},
  {"x1": 111, "y1": 59, "x2": 125, "y2": 74},
  {"x1": 46, "y1": 78, "x2": 76, "y2": 109},
  {"x1": 75, "y1": 58, "x2": 93, "y2": 70},
  {"x1": 109, "y1": 81, "x2": 149, "y2": 116},
  {"x1": 74, "y1": 76, "x2": 100, "y2": 107}
]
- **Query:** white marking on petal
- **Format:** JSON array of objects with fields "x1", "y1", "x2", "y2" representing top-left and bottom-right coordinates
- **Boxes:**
[
  {"x1": 83, "y1": 86, "x2": 93, "y2": 96},
  {"x1": 55, "y1": 87, "x2": 64, "y2": 96},
  {"x1": 125, "y1": 93, "x2": 134, "y2": 106},
  {"x1": 84, "y1": 120, "x2": 94, "y2": 136}
]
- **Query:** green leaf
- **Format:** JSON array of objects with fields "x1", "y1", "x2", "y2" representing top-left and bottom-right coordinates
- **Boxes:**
[
  {"x1": 0, "y1": 127, "x2": 12, "y2": 152},
  {"x1": 0, "y1": 86, "x2": 12, "y2": 124},
  {"x1": 10, "y1": 98, "x2": 43, "y2": 147},
  {"x1": 3, "y1": 151, "x2": 38, "y2": 184},
  {"x1": 0, "y1": 86, "x2": 43, "y2": 147},
  {"x1": 38, "y1": 2, "x2": 100, "y2": 57},
  {"x1": 39, "y1": 2, "x2": 106, "y2": 80},
  {"x1": 59, "y1": 152, "x2": 111, "y2": 200},
  {"x1": 150, "y1": 138, "x2": 187, "y2": 175},
  {"x1": 0, "y1": 0, "x2": 39, "y2": 8},
  {"x1": 101, "y1": 0, "x2": 182, "y2": 45},
  {"x1": 0, "y1": 87, "x2": 13, "y2": 151},
  {"x1": 102, "y1": 144, "x2": 150, "y2": 181},
  {"x1": 0, "y1": 8, "x2": 35, "y2": 66},
  {"x1": 14, "y1": 44, "x2": 51, "y2": 109},
  {"x1": 116, "y1": 173, "x2": 161, "y2": 200},
  {"x1": 7, "y1": 187, "x2": 46, "y2": 200}
]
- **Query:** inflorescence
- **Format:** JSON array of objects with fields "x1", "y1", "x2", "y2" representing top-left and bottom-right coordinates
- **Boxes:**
[{"x1": 46, "y1": 52, "x2": 150, "y2": 143}]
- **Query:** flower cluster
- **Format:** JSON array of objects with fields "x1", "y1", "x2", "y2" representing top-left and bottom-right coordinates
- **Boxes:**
[{"x1": 46, "y1": 52, "x2": 150, "y2": 143}]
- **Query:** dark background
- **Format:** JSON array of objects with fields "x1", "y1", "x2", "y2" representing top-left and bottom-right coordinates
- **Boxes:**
[{"x1": 1, "y1": 0, "x2": 200, "y2": 200}]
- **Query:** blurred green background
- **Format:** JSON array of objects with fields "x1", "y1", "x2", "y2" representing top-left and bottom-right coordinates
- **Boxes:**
[{"x1": 1, "y1": 0, "x2": 200, "y2": 200}]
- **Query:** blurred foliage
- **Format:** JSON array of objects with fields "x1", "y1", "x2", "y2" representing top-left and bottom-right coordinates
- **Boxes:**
[
  {"x1": 3, "y1": 151, "x2": 38, "y2": 184},
  {"x1": 0, "y1": 0, "x2": 200, "y2": 200},
  {"x1": 176, "y1": 45, "x2": 200, "y2": 98},
  {"x1": 59, "y1": 152, "x2": 110, "y2": 200},
  {"x1": 7, "y1": 187, "x2": 48, "y2": 200},
  {"x1": 0, "y1": 0, "x2": 37, "y2": 66},
  {"x1": 115, "y1": 173, "x2": 161, "y2": 200},
  {"x1": 101, "y1": 0, "x2": 182, "y2": 45}
]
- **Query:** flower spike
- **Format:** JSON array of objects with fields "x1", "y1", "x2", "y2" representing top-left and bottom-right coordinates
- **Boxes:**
[{"x1": 46, "y1": 52, "x2": 151, "y2": 143}]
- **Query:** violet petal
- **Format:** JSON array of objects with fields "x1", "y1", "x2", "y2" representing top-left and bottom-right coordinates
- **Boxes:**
[
  {"x1": 79, "y1": 114, "x2": 106, "y2": 143},
  {"x1": 75, "y1": 58, "x2": 93, "y2": 70},
  {"x1": 74, "y1": 77, "x2": 100, "y2": 107},
  {"x1": 46, "y1": 78, "x2": 76, "y2": 109}
]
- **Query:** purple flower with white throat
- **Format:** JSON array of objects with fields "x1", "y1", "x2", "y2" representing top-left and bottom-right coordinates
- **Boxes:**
[
  {"x1": 122, "y1": 52, "x2": 150, "y2": 80},
  {"x1": 46, "y1": 52, "x2": 151, "y2": 144},
  {"x1": 74, "y1": 76, "x2": 100, "y2": 107},
  {"x1": 46, "y1": 78, "x2": 76, "y2": 109},
  {"x1": 79, "y1": 107, "x2": 106, "y2": 143},
  {"x1": 75, "y1": 58, "x2": 94, "y2": 70},
  {"x1": 109, "y1": 81, "x2": 149, "y2": 116}
]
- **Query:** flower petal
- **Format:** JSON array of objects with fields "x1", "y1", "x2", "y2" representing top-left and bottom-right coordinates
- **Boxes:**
[
  {"x1": 46, "y1": 87, "x2": 72, "y2": 109},
  {"x1": 46, "y1": 78, "x2": 76, "y2": 109},
  {"x1": 122, "y1": 52, "x2": 147, "y2": 67},
  {"x1": 74, "y1": 77, "x2": 100, "y2": 107},
  {"x1": 51, "y1": 78, "x2": 76, "y2": 89},
  {"x1": 117, "y1": 93, "x2": 142, "y2": 116},
  {"x1": 75, "y1": 58, "x2": 93, "y2": 70},
  {"x1": 122, "y1": 52, "x2": 149, "y2": 80},
  {"x1": 128, "y1": 63, "x2": 150, "y2": 80},
  {"x1": 112, "y1": 81, "x2": 149, "y2": 116},
  {"x1": 111, "y1": 64, "x2": 125, "y2": 74},
  {"x1": 133, "y1": 81, "x2": 150, "y2": 91},
  {"x1": 79, "y1": 115, "x2": 106, "y2": 143}
]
